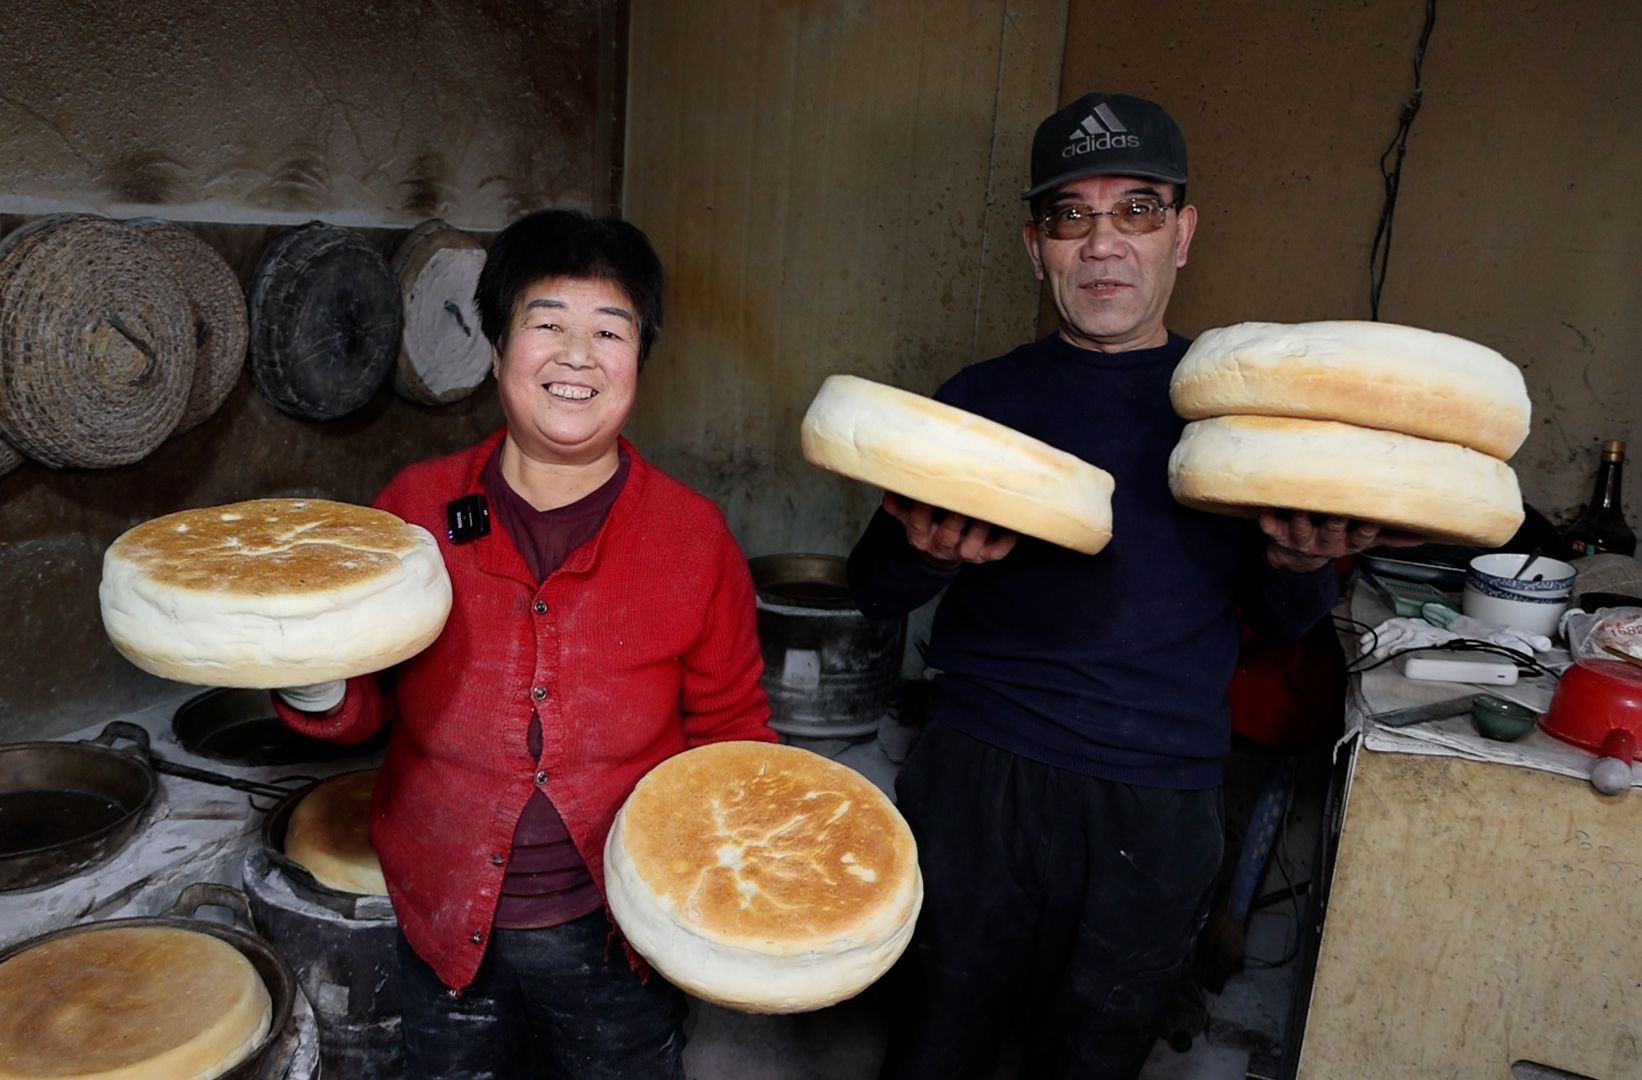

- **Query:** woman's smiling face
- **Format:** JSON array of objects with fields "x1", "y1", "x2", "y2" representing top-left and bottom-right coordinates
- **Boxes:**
[{"x1": 494, "y1": 275, "x2": 642, "y2": 467}]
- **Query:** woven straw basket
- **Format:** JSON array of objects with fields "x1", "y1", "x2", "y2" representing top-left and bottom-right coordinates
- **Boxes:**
[
  {"x1": 0, "y1": 215, "x2": 193, "y2": 468},
  {"x1": 390, "y1": 219, "x2": 490, "y2": 406},
  {"x1": 130, "y1": 219, "x2": 249, "y2": 433},
  {"x1": 248, "y1": 222, "x2": 402, "y2": 421}
]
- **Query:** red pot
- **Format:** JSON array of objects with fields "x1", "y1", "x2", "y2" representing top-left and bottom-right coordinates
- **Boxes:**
[{"x1": 1541, "y1": 658, "x2": 1642, "y2": 794}]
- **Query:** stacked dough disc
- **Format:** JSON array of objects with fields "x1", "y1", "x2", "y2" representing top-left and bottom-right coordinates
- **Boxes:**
[
  {"x1": 99, "y1": 498, "x2": 452, "y2": 687},
  {"x1": 801, "y1": 374, "x2": 1115, "y2": 554},
  {"x1": 284, "y1": 769, "x2": 387, "y2": 895},
  {"x1": 0, "y1": 926, "x2": 272, "y2": 1079},
  {"x1": 605, "y1": 741, "x2": 922, "y2": 1014},
  {"x1": 1167, "y1": 321, "x2": 1530, "y2": 545}
]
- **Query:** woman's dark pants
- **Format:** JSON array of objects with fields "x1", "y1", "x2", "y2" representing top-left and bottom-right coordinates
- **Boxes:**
[{"x1": 396, "y1": 909, "x2": 686, "y2": 1080}]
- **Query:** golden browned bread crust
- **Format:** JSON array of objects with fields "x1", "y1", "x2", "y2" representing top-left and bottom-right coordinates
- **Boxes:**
[
  {"x1": 284, "y1": 769, "x2": 386, "y2": 895},
  {"x1": 99, "y1": 498, "x2": 451, "y2": 687},
  {"x1": 1169, "y1": 320, "x2": 1531, "y2": 459},
  {"x1": 110, "y1": 499, "x2": 427, "y2": 595},
  {"x1": 605, "y1": 741, "x2": 922, "y2": 1012},
  {"x1": 0, "y1": 926, "x2": 272, "y2": 1080}
]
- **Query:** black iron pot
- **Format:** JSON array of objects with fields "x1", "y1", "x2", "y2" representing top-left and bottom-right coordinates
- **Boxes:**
[
  {"x1": 0, "y1": 721, "x2": 155, "y2": 892},
  {"x1": 0, "y1": 882, "x2": 298, "y2": 1078},
  {"x1": 173, "y1": 687, "x2": 386, "y2": 766},
  {"x1": 260, "y1": 770, "x2": 393, "y2": 920}
]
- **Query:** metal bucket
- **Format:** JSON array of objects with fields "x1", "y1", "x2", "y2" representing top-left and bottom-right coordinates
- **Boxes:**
[{"x1": 749, "y1": 554, "x2": 905, "y2": 738}]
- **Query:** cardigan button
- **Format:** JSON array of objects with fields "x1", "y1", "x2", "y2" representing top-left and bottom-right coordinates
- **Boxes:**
[
  {"x1": 490, "y1": 852, "x2": 505, "y2": 866},
  {"x1": 533, "y1": 599, "x2": 548, "y2": 614},
  {"x1": 535, "y1": 770, "x2": 548, "y2": 784},
  {"x1": 470, "y1": 930, "x2": 483, "y2": 944},
  {"x1": 531, "y1": 685, "x2": 547, "y2": 701}
]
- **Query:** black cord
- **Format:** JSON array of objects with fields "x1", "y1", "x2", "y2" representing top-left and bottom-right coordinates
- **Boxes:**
[
  {"x1": 1340, "y1": 632, "x2": 1562, "y2": 681},
  {"x1": 1368, "y1": 0, "x2": 1437, "y2": 320}
]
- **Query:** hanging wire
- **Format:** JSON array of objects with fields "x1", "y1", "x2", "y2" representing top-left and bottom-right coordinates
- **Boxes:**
[
  {"x1": 1368, "y1": 0, "x2": 1438, "y2": 320},
  {"x1": 1332, "y1": 613, "x2": 1564, "y2": 681}
]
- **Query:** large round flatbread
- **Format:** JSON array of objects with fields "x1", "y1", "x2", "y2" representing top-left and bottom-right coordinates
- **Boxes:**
[
  {"x1": 1169, "y1": 321, "x2": 1531, "y2": 459},
  {"x1": 284, "y1": 769, "x2": 386, "y2": 895},
  {"x1": 0, "y1": 926, "x2": 272, "y2": 1080},
  {"x1": 99, "y1": 498, "x2": 452, "y2": 687},
  {"x1": 801, "y1": 374, "x2": 1114, "y2": 554},
  {"x1": 1168, "y1": 415, "x2": 1524, "y2": 546},
  {"x1": 605, "y1": 741, "x2": 922, "y2": 1014}
]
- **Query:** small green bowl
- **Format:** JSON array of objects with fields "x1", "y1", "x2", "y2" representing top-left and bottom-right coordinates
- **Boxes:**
[{"x1": 1470, "y1": 694, "x2": 1538, "y2": 742}]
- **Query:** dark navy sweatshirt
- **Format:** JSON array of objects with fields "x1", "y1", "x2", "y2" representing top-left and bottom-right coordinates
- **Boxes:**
[{"x1": 847, "y1": 332, "x2": 1337, "y2": 789}]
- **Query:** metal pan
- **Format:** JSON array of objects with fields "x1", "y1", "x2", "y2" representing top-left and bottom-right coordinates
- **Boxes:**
[
  {"x1": 173, "y1": 686, "x2": 386, "y2": 766},
  {"x1": 0, "y1": 882, "x2": 297, "y2": 1078},
  {"x1": 0, "y1": 721, "x2": 155, "y2": 892},
  {"x1": 260, "y1": 771, "x2": 393, "y2": 920}
]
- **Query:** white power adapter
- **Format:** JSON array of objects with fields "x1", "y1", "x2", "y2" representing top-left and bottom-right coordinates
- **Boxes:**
[{"x1": 1400, "y1": 649, "x2": 1520, "y2": 686}]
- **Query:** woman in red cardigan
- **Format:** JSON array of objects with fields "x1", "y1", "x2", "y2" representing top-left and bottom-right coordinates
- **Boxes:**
[{"x1": 274, "y1": 209, "x2": 774, "y2": 1079}]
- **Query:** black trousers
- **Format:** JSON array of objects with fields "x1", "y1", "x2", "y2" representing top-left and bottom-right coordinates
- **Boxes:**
[
  {"x1": 396, "y1": 910, "x2": 687, "y2": 1080},
  {"x1": 879, "y1": 723, "x2": 1223, "y2": 1080}
]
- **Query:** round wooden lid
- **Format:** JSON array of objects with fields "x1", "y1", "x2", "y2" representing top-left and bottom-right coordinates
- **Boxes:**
[
  {"x1": 389, "y1": 220, "x2": 490, "y2": 406},
  {"x1": 248, "y1": 223, "x2": 402, "y2": 421},
  {"x1": 0, "y1": 216, "x2": 193, "y2": 468},
  {"x1": 130, "y1": 219, "x2": 249, "y2": 433}
]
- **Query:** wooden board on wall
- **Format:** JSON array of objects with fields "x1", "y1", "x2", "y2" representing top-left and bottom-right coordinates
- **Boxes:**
[
  {"x1": 621, "y1": 0, "x2": 1067, "y2": 560},
  {"x1": 1298, "y1": 748, "x2": 1642, "y2": 1079}
]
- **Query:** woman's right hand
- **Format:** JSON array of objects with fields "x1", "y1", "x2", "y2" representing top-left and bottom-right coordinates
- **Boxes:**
[
  {"x1": 276, "y1": 680, "x2": 347, "y2": 713},
  {"x1": 882, "y1": 492, "x2": 1017, "y2": 569}
]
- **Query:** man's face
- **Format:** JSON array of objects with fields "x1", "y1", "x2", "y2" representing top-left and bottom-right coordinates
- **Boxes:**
[{"x1": 1022, "y1": 174, "x2": 1197, "y2": 352}]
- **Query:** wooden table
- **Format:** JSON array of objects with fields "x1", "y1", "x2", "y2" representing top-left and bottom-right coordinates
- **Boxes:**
[{"x1": 1292, "y1": 741, "x2": 1642, "y2": 1079}]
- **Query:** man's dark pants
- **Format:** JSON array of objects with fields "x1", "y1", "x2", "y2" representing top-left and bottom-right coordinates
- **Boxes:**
[
  {"x1": 396, "y1": 909, "x2": 687, "y2": 1080},
  {"x1": 879, "y1": 722, "x2": 1223, "y2": 1080}
]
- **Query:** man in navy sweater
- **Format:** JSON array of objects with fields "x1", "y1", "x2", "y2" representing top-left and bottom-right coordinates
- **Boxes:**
[{"x1": 851, "y1": 92, "x2": 1411, "y2": 1080}]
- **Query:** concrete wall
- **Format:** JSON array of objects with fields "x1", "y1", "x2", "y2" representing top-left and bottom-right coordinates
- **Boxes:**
[
  {"x1": 0, "y1": 1, "x2": 623, "y2": 740},
  {"x1": 0, "y1": 0, "x2": 624, "y2": 228},
  {"x1": 1061, "y1": 0, "x2": 1642, "y2": 529},
  {"x1": 620, "y1": 0, "x2": 1068, "y2": 562}
]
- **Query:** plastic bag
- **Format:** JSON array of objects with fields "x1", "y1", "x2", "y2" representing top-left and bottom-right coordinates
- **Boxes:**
[{"x1": 1560, "y1": 606, "x2": 1642, "y2": 663}]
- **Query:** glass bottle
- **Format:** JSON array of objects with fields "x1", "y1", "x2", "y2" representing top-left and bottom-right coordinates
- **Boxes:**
[{"x1": 1563, "y1": 439, "x2": 1636, "y2": 558}]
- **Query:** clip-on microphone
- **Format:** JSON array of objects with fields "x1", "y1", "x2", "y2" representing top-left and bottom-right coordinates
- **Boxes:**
[{"x1": 446, "y1": 493, "x2": 491, "y2": 543}]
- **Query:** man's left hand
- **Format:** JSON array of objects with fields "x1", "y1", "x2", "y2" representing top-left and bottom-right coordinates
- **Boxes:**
[{"x1": 1258, "y1": 508, "x2": 1424, "y2": 573}]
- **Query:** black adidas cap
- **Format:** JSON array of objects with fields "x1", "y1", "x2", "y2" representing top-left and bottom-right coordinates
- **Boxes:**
[{"x1": 1022, "y1": 92, "x2": 1188, "y2": 200}]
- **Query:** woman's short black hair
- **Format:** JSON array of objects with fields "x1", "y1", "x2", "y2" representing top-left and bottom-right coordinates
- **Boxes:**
[{"x1": 475, "y1": 209, "x2": 665, "y2": 363}]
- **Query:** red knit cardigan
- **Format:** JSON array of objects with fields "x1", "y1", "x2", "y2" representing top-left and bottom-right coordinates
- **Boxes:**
[{"x1": 276, "y1": 430, "x2": 774, "y2": 990}]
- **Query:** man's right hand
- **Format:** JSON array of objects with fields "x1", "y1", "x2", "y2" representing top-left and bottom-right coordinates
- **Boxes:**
[
  {"x1": 276, "y1": 680, "x2": 346, "y2": 713},
  {"x1": 883, "y1": 492, "x2": 1017, "y2": 569}
]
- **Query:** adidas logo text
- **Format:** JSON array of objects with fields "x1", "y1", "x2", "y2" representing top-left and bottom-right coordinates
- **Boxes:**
[
  {"x1": 1063, "y1": 132, "x2": 1140, "y2": 156},
  {"x1": 1062, "y1": 103, "x2": 1139, "y2": 156}
]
